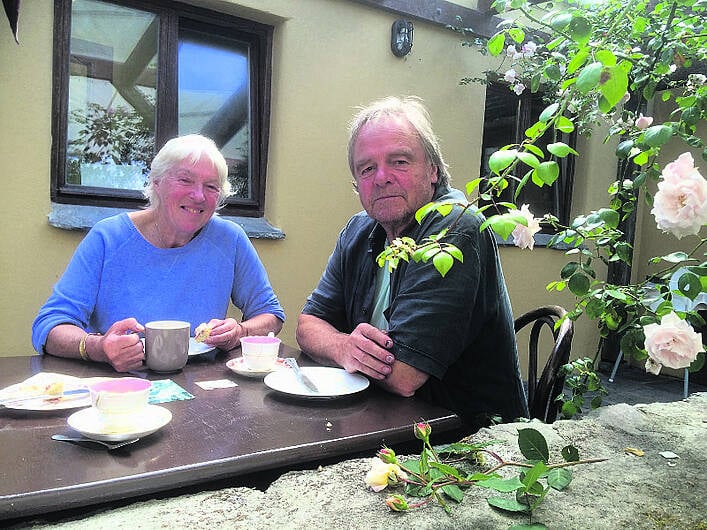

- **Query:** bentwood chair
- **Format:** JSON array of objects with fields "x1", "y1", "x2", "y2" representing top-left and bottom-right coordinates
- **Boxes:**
[{"x1": 514, "y1": 305, "x2": 574, "y2": 423}]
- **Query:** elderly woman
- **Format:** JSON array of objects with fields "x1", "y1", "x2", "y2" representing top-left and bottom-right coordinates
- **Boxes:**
[{"x1": 32, "y1": 134, "x2": 284, "y2": 372}]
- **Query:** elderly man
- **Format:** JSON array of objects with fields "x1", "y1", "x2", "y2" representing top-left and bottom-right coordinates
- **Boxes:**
[{"x1": 297, "y1": 96, "x2": 528, "y2": 432}]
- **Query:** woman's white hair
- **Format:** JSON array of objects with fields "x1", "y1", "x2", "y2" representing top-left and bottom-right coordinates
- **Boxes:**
[{"x1": 144, "y1": 134, "x2": 232, "y2": 209}]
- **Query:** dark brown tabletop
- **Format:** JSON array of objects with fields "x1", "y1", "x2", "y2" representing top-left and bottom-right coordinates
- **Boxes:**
[{"x1": 0, "y1": 345, "x2": 461, "y2": 520}]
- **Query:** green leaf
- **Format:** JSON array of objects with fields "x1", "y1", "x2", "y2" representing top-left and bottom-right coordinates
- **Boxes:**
[
  {"x1": 508, "y1": 28, "x2": 525, "y2": 43},
  {"x1": 433, "y1": 252, "x2": 454, "y2": 277},
  {"x1": 595, "y1": 48, "x2": 617, "y2": 66},
  {"x1": 539, "y1": 103, "x2": 559, "y2": 123},
  {"x1": 568, "y1": 16, "x2": 592, "y2": 45},
  {"x1": 585, "y1": 297, "x2": 605, "y2": 319},
  {"x1": 488, "y1": 149, "x2": 517, "y2": 175},
  {"x1": 568, "y1": 273, "x2": 590, "y2": 296},
  {"x1": 547, "y1": 468, "x2": 573, "y2": 491},
  {"x1": 415, "y1": 202, "x2": 437, "y2": 224},
  {"x1": 576, "y1": 62, "x2": 603, "y2": 94},
  {"x1": 567, "y1": 49, "x2": 589, "y2": 74},
  {"x1": 547, "y1": 142, "x2": 578, "y2": 157},
  {"x1": 561, "y1": 444, "x2": 580, "y2": 462},
  {"x1": 677, "y1": 271, "x2": 702, "y2": 300},
  {"x1": 633, "y1": 150, "x2": 649, "y2": 166},
  {"x1": 660, "y1": 251, "x2": 689, "y2": 263},
  {"x1": 555, "y1": 116, "x2": 575, "y2": 133},
  {"x1": 643, "y1": 125, "x2": 673, "y2": 148},
  {"x1": 521, "y1": 461, "x2": 548, "y2": 490},
  {"x1": 488, "y1": 32, "x2": 506, "y2": 56},
  {"x1": 616, "y1": 140, "x2": 634, "y2": 158},
  {"x1": 560, "y1": 262, "x2": 579, "y2": 279},
  {"x1": 598, "y1": 208, "x2": 619, "y2": 229},
  {"x1": 689, "y1": 352, "x2": 705, "y2": 373},
  {"x1": 488, "y1": 496, "x2": 529, "y2": 513},
  {"x1": 518, "y1": 428, "x2": 549, "y2": 463},
  {"x1": 534, "y1": 161, "x2": 560, "y2": 185},
  {"x1": 544, "y1": 64, "x2": 563, "y2": 81},
  {"x1": 561, "y1": 400, "x2": 577, "y2": 418},
  {"x1": 441, "y1": 483, "x2": 465, "y2": 502},
  {"x1": 516, "y1": 151, "x2": 539, "y2": 169},
  {"x1": 481, "y1": 214, "x2": 517, "y2": 241},
  {"x1": 466, "y1": 177, "x2": 483, "y2": 196},
  {"x1": 477, "y1": 476, "x2": 525, "y2": 492},
  {"x1": 599, "y1": 65, "x2": 629, "y2": 110},
  {"x1": 550, "y1": 12, "x2": 572, "y2": 31}
]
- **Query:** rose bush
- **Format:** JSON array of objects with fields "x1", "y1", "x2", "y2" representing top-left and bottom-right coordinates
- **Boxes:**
[{"x1": 379, "y1": 0, "x2": 706, "y2": 409}]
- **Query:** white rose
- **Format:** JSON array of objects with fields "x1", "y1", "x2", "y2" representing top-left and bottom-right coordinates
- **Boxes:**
[
  {"x1": 643, "y1": 311, "x2": 703, "y2": 375},
  {"x1": 510, "y1": 204, "x2": 541, "y2": 250},
  {"x1": 651, "y1": 153, "x2": 707, "y2": 239}
]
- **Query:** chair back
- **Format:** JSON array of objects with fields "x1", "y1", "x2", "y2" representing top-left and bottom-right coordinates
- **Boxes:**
[{"x1": 514, "y1": 305, "x2": 573, "y2": 423}]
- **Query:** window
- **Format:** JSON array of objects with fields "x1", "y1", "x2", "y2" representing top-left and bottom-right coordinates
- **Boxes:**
[
  {"x1": 51, "y1": 0, "x2": 273, "y2": 218},
  {"x1": 480, "y1": 82, "x2": 576, "y2": 232}
]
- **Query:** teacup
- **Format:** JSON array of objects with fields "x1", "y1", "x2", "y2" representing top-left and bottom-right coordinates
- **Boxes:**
[
  {"x1": 89, "y1": 377, "x2": 151, "y2": 432},
  {"x1": 144, "y1": 320, "x2": 190, "y2": 373},
  {"x1": 241, "y1": 335, "x2": 281, "y2": 371}
]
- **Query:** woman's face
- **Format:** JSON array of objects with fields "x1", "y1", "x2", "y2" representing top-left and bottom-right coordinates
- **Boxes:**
[{"x1": 154, "y1": 157, "x2": 222, "y2": 238}]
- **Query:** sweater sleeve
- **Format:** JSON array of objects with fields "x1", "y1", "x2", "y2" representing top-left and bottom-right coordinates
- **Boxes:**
[{"x1": 31, "y1": 228, "x2": 106, "y2": 353}]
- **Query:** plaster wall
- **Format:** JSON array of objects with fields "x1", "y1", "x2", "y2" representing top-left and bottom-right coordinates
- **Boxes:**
[{"x1": 2, "y1": 0, "x2": 693, "y2": 382}]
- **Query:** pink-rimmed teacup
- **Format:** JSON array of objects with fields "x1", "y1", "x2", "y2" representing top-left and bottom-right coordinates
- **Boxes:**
[
  {"x1": 89, "y1": 377, "x2": 151, "y2": 431},
  {"x1": 240, "y1": 335, "x2": 281, "y2": 371}
]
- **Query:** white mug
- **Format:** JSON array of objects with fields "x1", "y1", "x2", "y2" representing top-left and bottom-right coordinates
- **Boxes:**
[{"x1": 144, "y1": 320, "x2": 190, "y2": 373}]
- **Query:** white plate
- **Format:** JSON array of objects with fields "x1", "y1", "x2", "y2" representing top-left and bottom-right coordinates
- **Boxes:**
[
  {"x1": 264, "y1": 366, "x2": 370, "y2": 399},
  {"x1": 0, "y1": 373, "x2": 91, "y2": 411},
  {"x1": 140, "y1": 337, "x2": 216, "y2": 357},
  {"x1": 67, "y1": 404, "x2": 172, "y2": 442},
  {"x1": 226, "y1": 357, "x2": 285, "y2": 378}
]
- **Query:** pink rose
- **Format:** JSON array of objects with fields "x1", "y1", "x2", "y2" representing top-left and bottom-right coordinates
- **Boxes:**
[
  {"x1": 634, "y1": 113, "x2": 653, "y2": 129},
  {"x1": 651, "y1": 152, "x2": 707, "y2": 239},
  {"x1": 510, "y1": 204, "x2": 541, "y2": 249},
  {"x1": 513, "y1": 83, "x2": 526, "y2": 95},
  {"x1": 643, "y1": 311, "x2": 703, "y2": 375}
]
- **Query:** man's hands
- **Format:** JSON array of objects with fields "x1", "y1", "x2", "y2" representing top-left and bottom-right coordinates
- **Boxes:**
[{"x1": 338, "y1": 323, "x2": 395, "y2": 380}]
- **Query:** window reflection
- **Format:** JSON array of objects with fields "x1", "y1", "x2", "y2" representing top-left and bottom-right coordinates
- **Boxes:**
[
  {"x1": 178, "y1": 31, "x2": 251, "y2": 199},
  {"x1": 67, "y1": 0, "x2": 156, "y2": 190}
]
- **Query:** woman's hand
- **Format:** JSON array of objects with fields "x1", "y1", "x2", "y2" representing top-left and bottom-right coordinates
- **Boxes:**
[
  {"x1": 200, "y1": 318, "x2": 243, "y2": 351},
  {"x1": 99, "y1": 318, "x2": 145, "y2": 372}
]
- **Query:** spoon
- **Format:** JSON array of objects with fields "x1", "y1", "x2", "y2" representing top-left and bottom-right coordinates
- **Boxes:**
[{"x1": 51, "y1": 434, "x2": 140, "y2": 450}]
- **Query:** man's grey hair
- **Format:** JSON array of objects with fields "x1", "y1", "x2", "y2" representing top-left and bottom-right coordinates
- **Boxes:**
[{"x1": 346, "y1": 95, "x2": 451, "y2": 189}]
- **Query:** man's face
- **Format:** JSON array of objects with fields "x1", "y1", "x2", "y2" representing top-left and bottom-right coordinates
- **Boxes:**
[{"x1": 352, "y1": 116, "x2": 438, "y2": 240}]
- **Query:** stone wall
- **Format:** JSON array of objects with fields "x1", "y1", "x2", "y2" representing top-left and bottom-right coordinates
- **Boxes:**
[{"x1": 19, "y1": 394, "x2": 706, "y2": 529}]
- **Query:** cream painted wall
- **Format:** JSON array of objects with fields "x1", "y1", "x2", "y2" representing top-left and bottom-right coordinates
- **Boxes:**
[{"x1": 3, "y1": 0, "x2": 693, "y2": 378}]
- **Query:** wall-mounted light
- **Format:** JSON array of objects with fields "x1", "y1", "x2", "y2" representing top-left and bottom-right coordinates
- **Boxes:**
[{"x1": 391, "y1": 19, "x2": 413, "y2": 57}]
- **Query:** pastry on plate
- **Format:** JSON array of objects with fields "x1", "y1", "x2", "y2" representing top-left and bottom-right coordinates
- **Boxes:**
[{"x1": 194, "y1": 323, "x2": 212, "y2": 343}]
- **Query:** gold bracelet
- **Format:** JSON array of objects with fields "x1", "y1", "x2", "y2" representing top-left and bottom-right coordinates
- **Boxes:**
[{"x1": 79, "y1": 332, "x2": 100, "y2": 361}]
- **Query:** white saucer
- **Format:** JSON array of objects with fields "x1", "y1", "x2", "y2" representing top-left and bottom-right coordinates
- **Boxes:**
[
  {"x1": 67, "y1": 404, "x2": 172, "y2": 442},
  {"x1": 226, "y1": 357, "x2": 285, "y2": 378}
]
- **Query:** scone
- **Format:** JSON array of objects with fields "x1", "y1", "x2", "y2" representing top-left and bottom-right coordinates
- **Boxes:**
[{"x1": 194, "y1": 323, "x2": 213, "y2": 343}]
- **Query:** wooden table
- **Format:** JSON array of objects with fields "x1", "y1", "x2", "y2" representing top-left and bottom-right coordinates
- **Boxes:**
[{"x1": 0, "y1": 345, "x2": 461, "y2": 521}]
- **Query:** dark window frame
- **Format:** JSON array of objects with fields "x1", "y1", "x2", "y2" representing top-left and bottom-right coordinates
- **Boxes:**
[
  {"x1": 51, "y1": 0, "x2": 274, "y2": 218},
  {"x1": 480, "y1": 80, "x2": 576, "y2": 231}
]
